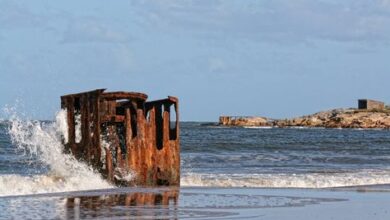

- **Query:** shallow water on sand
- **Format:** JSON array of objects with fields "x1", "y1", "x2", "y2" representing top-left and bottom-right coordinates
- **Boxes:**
[
  {"x1": 2, "y1": 186, "x2": 390, "y2": 220},
  {"x1": 0, "y1": 187, "x2": 347, "y2": 219}
]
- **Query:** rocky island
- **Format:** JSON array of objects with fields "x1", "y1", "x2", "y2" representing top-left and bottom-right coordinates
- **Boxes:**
[{"x1": 219, "y1": 99, "x2": 390, "y2": 129}]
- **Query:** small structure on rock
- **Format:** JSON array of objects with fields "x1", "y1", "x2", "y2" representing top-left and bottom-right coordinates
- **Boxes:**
[
  {"x1": 358, "y1": 99, "x2": 385, "y2": 110},
  {"x1": 61, "y1": 89, "x2": 180, "y2": 186}
]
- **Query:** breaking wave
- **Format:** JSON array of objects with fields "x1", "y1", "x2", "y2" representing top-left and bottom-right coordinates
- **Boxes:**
[
  {"x1": 243, "y1": 126, "x2": 273, "y2": 129},
  {"x1": 0, "y1": 110, "x2": 112, "y2": 197},
  {"x1": 181, "y1": 170, "x2": 390, "y2": 188}
]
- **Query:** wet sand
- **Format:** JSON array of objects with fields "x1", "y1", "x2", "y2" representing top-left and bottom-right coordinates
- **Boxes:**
[{"x1": 1, "y1": 186, "x2": 390, "y2": 219}]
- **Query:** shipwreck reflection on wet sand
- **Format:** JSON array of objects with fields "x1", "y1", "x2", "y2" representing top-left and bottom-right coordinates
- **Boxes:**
[{"x1": 65, "y1": 189, "x2": 180, "y2": 219}]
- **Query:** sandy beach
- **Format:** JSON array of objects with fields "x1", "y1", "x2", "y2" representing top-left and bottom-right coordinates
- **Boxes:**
[{"x1": 1, "y1": 186, "x2": 389, "y2": 219}]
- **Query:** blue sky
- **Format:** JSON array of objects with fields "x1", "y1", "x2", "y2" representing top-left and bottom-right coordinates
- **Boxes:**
[{"x1": 0, "y1": 0, "x2": 390, "y2": 121}]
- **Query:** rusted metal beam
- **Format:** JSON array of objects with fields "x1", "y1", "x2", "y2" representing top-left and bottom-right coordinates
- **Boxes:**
[
  {"x1": 60, "y1": 89, "x2": 180, "y2": 186},
  {"x1": 101, "y1": 92, "x2": 148, "y2": 101}
]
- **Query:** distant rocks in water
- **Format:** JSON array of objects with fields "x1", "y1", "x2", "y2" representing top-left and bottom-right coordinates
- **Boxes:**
[
  {"x1": 219, "y1": 108, "x2": 390, "y2": 129},
  {"x1": 219, "y1": 116, "x2": 270, "y2": 127}
]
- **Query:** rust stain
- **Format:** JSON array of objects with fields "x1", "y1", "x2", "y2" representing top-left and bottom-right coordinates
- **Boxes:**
[{"x1": 61, "y1": 89, "x2": 180, "y2": 186}]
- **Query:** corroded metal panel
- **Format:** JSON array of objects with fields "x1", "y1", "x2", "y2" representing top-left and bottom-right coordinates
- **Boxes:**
[{"x1": 61, "y1": 89, "x2": 180, "y2": 186}]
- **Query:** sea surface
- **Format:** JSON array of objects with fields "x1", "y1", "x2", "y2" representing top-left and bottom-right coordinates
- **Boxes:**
[
  {"x1": 1, "y1": 116, "x2": 390, "y2": 195},
  {"x1": 1, "y1": 113, "x2": 390, "y2": 218},
  {"x1": 181, "y1": 123, "x2": 390, "y2": 188}
]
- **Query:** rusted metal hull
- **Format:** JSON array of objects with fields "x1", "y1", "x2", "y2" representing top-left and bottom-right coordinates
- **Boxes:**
[{"x1": 61, "y1": 89, "x2": 180, "y2": 186}]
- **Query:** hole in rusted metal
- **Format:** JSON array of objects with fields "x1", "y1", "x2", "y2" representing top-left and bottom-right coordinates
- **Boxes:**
[
  {"x1": 74, "y1": 97, "x2": 81, "y2": 112},
  {"x1": 130, "y1": 106, "x2": 137, "y2": 138},
  {"x1": 116, "y1": 122, "x2": 126, "y2": 157},
  {"x1": 74, "y1": 97, "x2": 81, "y2": 144},
  {"x1": 169, "y1": 104, "x2": 177, "y2": 140},
  {"x1": 116, "y1": 106, "x2": 125, "y2": 116},
  {"x1": 145, "y1": 110, "x2": 151, "y2": 123},
  {"x1": 156, "y1": 105, "x2": 164, "y2": 150}
]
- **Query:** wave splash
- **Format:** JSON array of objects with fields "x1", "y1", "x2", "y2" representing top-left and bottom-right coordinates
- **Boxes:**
[
  {"x1": 0, "y1": 109, "x2": 112, "y2": 197},
  {"x1": 181, "y1": 170, "x2": 390, "y2": 188}
]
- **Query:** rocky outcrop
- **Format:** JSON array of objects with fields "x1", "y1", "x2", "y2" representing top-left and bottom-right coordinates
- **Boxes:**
[
  {"x1": 219, "y1": 116, "x2": 270, "y2": 127},
  {"x1": 220, "y1": 109, "x2": 390, "y2": 129}
]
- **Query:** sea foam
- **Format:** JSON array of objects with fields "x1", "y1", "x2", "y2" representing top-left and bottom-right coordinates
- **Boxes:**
[
  {"x1": 181, "y1": 170, "x2": 390, "y2": 188},
  {"x1": 0, "y1": 109, "x2": 112, "y2": 197}
]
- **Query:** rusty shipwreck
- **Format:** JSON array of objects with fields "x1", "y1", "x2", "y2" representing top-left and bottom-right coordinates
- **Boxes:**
[{"x1": 60, "y1": 89, "x2": 180, "y2": 186}]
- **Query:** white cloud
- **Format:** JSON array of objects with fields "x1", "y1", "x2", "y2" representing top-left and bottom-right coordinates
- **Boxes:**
[{"x1": 132, "y1": 0, "x2": 390, "y2": 43}]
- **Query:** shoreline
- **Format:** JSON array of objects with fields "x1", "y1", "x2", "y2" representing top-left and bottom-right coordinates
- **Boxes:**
[
  {"x1": 3, "y1": 183, "x2": 390, "y2": 199},
  {"x1": 2, "y1": 185, "x2": 390, "y2": 219}
]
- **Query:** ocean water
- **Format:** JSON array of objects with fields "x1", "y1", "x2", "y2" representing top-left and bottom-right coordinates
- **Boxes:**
[
  {"x1": 1, "y1": 112, "x2": 390, "y2": 197},
  {"x1": 1, "y1": 113, "x2": 390, "y2": 218},
  {"x1": 181, "y1": 123, "x2": 390, "y2": 188}
]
